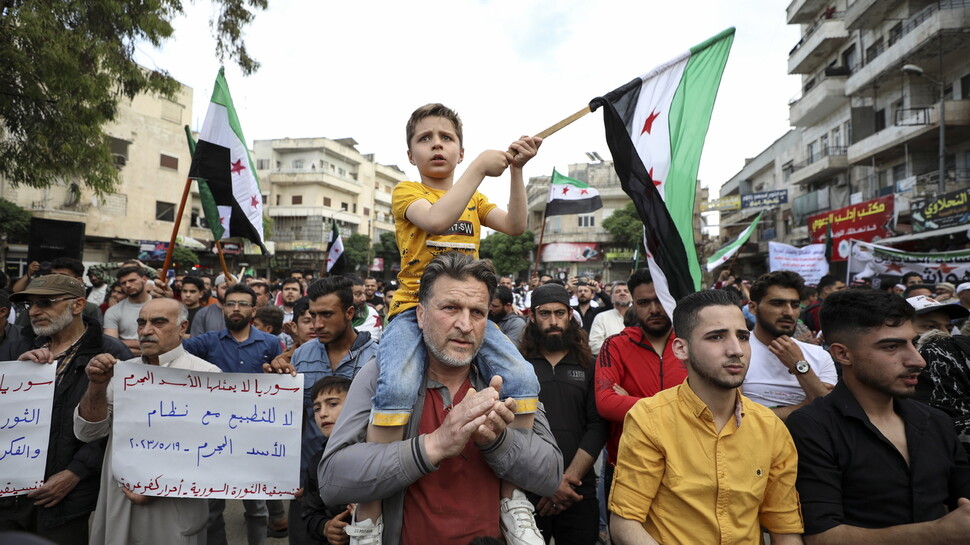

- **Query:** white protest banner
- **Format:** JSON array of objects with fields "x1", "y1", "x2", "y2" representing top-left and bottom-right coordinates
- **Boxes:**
[
  {"x1": 112, "y1": 361, "x2": 302, "y2": 500},
  {"x1": 0, "y1": 361, "x2": 55, "y2": 497},
  {"x1": 768, "y1": 242, "x2": 830, "y2": 285},
  {"x1": 849, "y1": 240, "x2": 970, "y2": 284}
]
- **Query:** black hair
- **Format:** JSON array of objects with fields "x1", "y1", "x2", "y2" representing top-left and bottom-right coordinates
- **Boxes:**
[
  {"x1": 816, "y1": 275, "x2": 840, "y2": 293},
  {"x1": 903, "y1": 284, "x2": 935, "y2": 298},
  {"x1": 281, "y1": 277, "x2": 302, "y2": 289},
  {"x1": 255, "y1": 305, "x2": 284, "y2": 335},
  {"x1": 820, "y1": 288, "x2": 916, "y2": 345},
  {"x1": 627, "y1": 269, "x2": 654, "y2": 294},
  {"x1": 902, "y1": 272, "x2": 923, "y2": 283},
  {"x1": 116, "y1": 266, "x2": 147, "y2": 281},
  {"x1": 672, "y1": 289, "x2": 742, "y2": 340},
  {"x1": 310, "y1": 376, "x2": 352, "y2": 402},
  {"x1": 292, "y1": 296, "x2": 310, "y2": 319},
  {"x1": 181, "y1": 276, "x2": 205, "y2": 292},
  {"x1": 307, "y1": 277, "x2": 354, "y2": 310},
  {"x1": 224, "y1": 283, "x2": 257, "y2": 305},
  {"x1": 50, "y1": 257, "x2": 84, "y2": 277},
  {"x1": 494, "y1": 285, "x2": 513, "y2": 306},
  {"x1": 749, "y1": 270, "x2": 805, "y2": 304}
]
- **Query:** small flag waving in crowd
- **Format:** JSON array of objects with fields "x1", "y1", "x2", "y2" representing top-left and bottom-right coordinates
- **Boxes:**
[
  {"x1": 189, "y1": 67, "x2": 268, "y2": 254},
  {"x1": 706, "y1": 211, "x2": 763, "y2": 272},
  {"x1": 326, "y1": 219, "x2": 346, "y2": 274},
  {"x1": 545, "y1": 169, "x2": 603, "y2": 216},
  {"x1": 590, "y1": 28, "x2": 734, "y2": 314}
]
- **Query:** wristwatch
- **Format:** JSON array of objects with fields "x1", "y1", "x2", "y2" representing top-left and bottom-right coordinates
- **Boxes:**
[{"x1": 792, "y1": 360, "x2": 810, "y2": 374}]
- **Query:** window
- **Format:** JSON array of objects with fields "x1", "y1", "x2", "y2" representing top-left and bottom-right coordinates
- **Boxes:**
[
  {"x1": 875, "y1": 108, "x2": 886, "y2": 132},
  {"x1": 276, "y1": 194, "x2": 281, "y2": 206},
  {"x1": 353, "y1": 203, "x2": 357, "y2": 214},
  {"x1": 293, "y1": 159, "x2": 305, "y2": 169},
  {"x1": 341, "y1": 202, "x2": 349, "y2": 211},
  {"x1": 385, "y1": 185, "x2": 392, "y2": 193},
  {"x1": 807, "y1": 140, "x2": 819, "y2": 163},
  {"x1": 578, "y1": 214, "x2": 595, "y2": 228},
  {"x1": 156, "y1": 201, "x2": 175, "y2": 222},
  {"x1": 159, "y1": 154, "x2": 179, "y2": 170},
  {"x1": 363, "y1": 207, "x2": 370, "y2": 216},
  {"x1": 262, "y1": 195, "x2": 267, "y2": 205},
  {"x1": 338, "y1": 167, "x2": 346, "y2": 177},
  {"x1": 291, "y1": 195, "x2": 303, "y2": 205},
  {"x1": 820, "y1": 134, "x2": 829, "y2": 155},
  {"x1": 324, "y1": 197, "x2": 332, "y2": 207},
  {"x1": 887, "y1": 22, "x2": 903, "y2": 46},
  {"x1": 843, "y1": 120, "x2": 852, "y2": 146},
  {"x1": 831, "y1": 126, "x2": 841, "y2": 148},
  {"x1": 257, "y1": 159, "x2": 269, "y2": 170}
]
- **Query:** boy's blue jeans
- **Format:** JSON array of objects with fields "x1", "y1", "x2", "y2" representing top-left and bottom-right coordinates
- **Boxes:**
[{"x1": 371, "y1": 308, "x2": 539, "y2": 425}]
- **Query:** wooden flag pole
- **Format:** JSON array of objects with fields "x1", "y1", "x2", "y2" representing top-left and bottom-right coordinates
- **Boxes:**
[
  {"x1": 536, "y1": 106, "x2": 592, "y2": 139},
  {"x1": 214, "y1": 241, "x2": 232, "y2": 282},
  {"x1": 159, "y1": 177, "x2": 194, "y2": 281},
  {"x1": 532, "y1": 209, "x2": 549, "y2": 280}
]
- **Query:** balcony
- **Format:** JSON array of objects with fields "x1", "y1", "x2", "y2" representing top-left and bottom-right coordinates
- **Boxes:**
[
  {"x1": 792, "y1": 187, "x2": 831, "y2": 225},
  {"x1": 845, "y1": 0, "x2": 903, "y2": 30},
  {"x1": 374, "y1": 189, "x2": 392, "y2": 206},
  {"x1": 266, "y1": 206, "x2": 361, "y2": 226},
  {"x1": 789, "y1": 146, "x2": 849, "y2": 185},
  {"x1": 787, "y1": 0, "x2": 829, "y2": 24},
  {"x1": 846, "y1": 1, "x2": 970, "y2": 96},
  {"x1": 788, "y1": 12, "x2": 849, "y2": 75},
  {"x1": 269, "y1": 170, "x2": 361, "y2": 195},
  {"x1": 848, "y1": 100, "x2": 970, "y2": 164},
  {"x1": 789, "y1": 70, "x2": 849, "y2": 127}
]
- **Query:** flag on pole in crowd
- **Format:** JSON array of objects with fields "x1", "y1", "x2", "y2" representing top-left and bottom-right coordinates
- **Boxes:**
[
  {"x1": 188, "y1": 67, "x2": 268, "y2": 254},
  {"x1": 590, "y1": 28, "x2": 734, "y2": 314},
  {"x1": 705, "y1": 211, "x2": 763, "y2": 272},
  {"x1": 326, "y1": 219, "x2": 346, "y2": 274},
  {"x1": 545, "y1": 169, "x2": 603, "y2": 216}
]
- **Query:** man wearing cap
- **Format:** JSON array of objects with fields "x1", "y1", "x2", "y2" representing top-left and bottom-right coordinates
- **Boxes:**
[
  {"x1": 907, "y1": 295, "x2": 969, "y2": 337},
  {"x1": 958, "y1": 283, "x2": 970, "y2": 312},
  {"x1": 935, "y1": 282, "x2": 959, "y2": 305},
  {"x1": 0, "y1": 275, "x2": 132, "y2": 544},
  {"x1": 519, "y1": 283, "x2": 608, "y2": 545},
  {"x1": 104, "y1": 266, "x2": 152, "y2": 356}
]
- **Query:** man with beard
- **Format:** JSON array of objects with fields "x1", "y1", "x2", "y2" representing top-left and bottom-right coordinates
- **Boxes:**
[
  {"x1": 279, "y1": 277, "x2": 304, "y2": 323},
  {"x1": 742, "y1": 271, "x2": 837, "y2": 421},
  {"x1": 518, "y1": 284, "x2": 607, "y2": 545},
  {"x1": 491, "y1": 286, "x2": 527, "y2": 346},
  {"x1": 364, "y1": 277, "x2": 384, "y2": 313},
  {"x1": 573, "y1": 282, "x2": 606, "y2": 333},
  {"x1": 0, "y1": 275, "x2": 132, "y2": 544},
  {"x1": 190, "y1": 275, "x2": 231, "y2": 336},
  {"x1": 787, "y1": 289, "x2": 970, "y2": 543},
  {"x1": 104, "y1": 266, "x2": 152, "y2": 355},
  {"x1": 75, "y1": 298, "x2": 220, "y2": 545},
  {"x1": 589, "y1": 282, "x2": 632, "y2": 357},
  {"x1": 609, "y1": 290, "x2": 803, "y2": 545},
  {"x1": 181, "y1": 283, "x2": 282, "y2": 545},
  {"x1": 595, "y1": 270, "x2": 685, "y2": 496},
  {"x1": 348, "y1": 276, "x2": 383, "y2": 341},
  {"x1": 85, "y1": 266, "x2": 108, "y2": 306}
]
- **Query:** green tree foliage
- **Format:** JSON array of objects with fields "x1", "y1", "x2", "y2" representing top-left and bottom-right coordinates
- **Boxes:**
[
  {"x1": 479, "y1": 230, "x2": 535, "y2": 278},
  {"x1": 0, "y1": 198, "x2": 31, "y2": 243},
  {"x1": 0, "y1": 0, "x2": 267, "y2": 195},
  {"x1": 344, "y1": 234, "x2": 371, "y2": 273},
  {"x1": 171, "y1": 246, "x2": 200, "y2": 268},
  {"x1": 602, "y1": 201, "x2": 644, "y2": 251},
  {"x1": 372, "y1": 231, "x2": 399, "y2": 269}
]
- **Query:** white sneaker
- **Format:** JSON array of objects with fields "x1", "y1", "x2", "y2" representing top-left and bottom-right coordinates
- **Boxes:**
[
  {"x1": 500, "y1": 489, "x2": 544, "y2": 545},
  {"x1": 345, "y1": 510, "x2": 383, "y2": 545}
]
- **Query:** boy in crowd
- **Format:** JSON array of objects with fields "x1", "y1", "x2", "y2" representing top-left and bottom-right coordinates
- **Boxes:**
[{"x1": 304, "y1": 377, "x2": 353, "y2": 545}]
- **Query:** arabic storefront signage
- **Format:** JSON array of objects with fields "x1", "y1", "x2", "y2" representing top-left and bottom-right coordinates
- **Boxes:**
[
  {"x1": 742, "y1": 190, "x2": 788, "y2": 209},
  {"x1": 807, "y1": 195, "x2": 894, "y2": 262},
  {"x1": 911, "y1": 188, "x2": 970, "y2": 233},
  {"x1": 540, "y1": 243, "x2": 602, "y2": 262},
  {"x1": 700, "y1": 195, "x2": 741, "y2": 212}
]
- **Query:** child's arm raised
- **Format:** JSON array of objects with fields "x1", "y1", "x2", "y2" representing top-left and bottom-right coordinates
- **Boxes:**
[
  {"x1": 405, "y1": 150, "x2": 510, "y2": 234},
  {"x1": 484, "y1": 136, "x2": 542, "y2": 236}
]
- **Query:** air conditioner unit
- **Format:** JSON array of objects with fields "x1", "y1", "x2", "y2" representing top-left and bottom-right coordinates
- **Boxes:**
[{"x1": 833, "y1": 175, "x2": 847, "y2": 187}]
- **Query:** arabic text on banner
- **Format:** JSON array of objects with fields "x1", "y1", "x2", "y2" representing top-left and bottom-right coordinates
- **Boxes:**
[
  {"x1": 806, "y1": 195, "x2": 895, "y2": 262},
  {"x1": 849, "y1": 240, "x2": 970, "y2": 285},
  {"x1": 111, "y1": 361, "x2": 302, "y2": 500},
  {"x1": 767, "y1": 242, "x2": 830, "y2": 286},
  {"x1": 0, "y1": 361, "x2": 55, "y2": 497}
]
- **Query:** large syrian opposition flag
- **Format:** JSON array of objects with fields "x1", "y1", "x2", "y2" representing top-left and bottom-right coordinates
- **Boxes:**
[
  {"x1": 590, "y1": 28, "x2": 734, "y2": 314},
  {"x1": 188, "y1": 67, "x2": 268, "y2": 254},
  {"x1": 545, "y1": 169, "x2": 603, "y2": 216},
  {"x1": 706, "y1": 211, "x2": 762, "y2": 272},
  {"x1": 326, "y1": 219, "x2": 346, "y2": 274}
]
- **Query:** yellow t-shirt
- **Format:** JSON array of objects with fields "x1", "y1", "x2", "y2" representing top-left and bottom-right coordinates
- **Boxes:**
[
  {"x1": 610, "y1": 381, "x2": 803, "y2": 544},
  {"x1": 388, "y1": 181, "x2": 497, "y2": 318}
]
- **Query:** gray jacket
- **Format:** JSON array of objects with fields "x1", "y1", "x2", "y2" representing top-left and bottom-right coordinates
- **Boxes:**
[{"x1": 319, "y1": 360, "x2": 562, "y2": 545}]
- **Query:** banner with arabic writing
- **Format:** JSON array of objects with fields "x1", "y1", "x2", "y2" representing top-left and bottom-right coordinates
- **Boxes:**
[
  {"x1": 112, "y1": 362, "x2": 302, "y2": 500},
  {"x1": 911, "y1": 188, "x2": 970, "y2": 232},
  {"x1": 0, "y1": 362, "x2": 55, "y2": 497},
  {"x1": 849, "y1": 240, "x2": 970, "y2": 285},
  {"x1": 807, "y1": 195, "x2": 894, "y2": 261}
]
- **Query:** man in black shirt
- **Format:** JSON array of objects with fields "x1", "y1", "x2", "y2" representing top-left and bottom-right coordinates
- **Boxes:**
[
  {"x1": 787, "y1": 288, "x2": 970, "y2": 543},
  {"x1": 520, "y1": 283, "x2": 608, "y2": 545}
]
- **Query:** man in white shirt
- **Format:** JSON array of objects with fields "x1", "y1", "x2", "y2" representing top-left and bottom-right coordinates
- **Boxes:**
[
  {"x1": 742, "y1": 270, "x2": 837, "y2": 421},
  {"x1": 589, "y1": 282, "x2": 632, "y2": 356}
]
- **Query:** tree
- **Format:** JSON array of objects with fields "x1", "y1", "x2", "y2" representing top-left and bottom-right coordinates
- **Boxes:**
[
  {"x1": 0, "y1": 198, "x2": 31, "y2": 244},
  {"x1": 602, "y1": 201, "x2": 644, "y2": 251},
  {"x1": 344, "y1": 234, "x2": 371, "y2": 274},
  {"x1": 170, "y1": 246, "x2": 200, "y2": 269},
  {"x1": 0, "y1": 0, "x2": 267, "y2": 195},
  {"x1": 479, "y1": 231, "x2": 535, "y2": 279},
  {"x1": 372, "y1": 231, "x2": 399, "y2": 270}
]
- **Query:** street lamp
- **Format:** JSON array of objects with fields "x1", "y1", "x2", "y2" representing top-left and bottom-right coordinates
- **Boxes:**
[{"x1": 902, "y1": 63, "x2": 946, "y2": 195}]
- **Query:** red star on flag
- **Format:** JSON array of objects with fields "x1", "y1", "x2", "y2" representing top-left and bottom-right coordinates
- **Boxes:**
[
  {"x1": 231, "y1": 159, "x2": 246, "y2": 175},
  {"x1": 561, "y1": 186, "x2": 570, "y2": 195},
  {"x1": 884, "y1": 263, "x2": 903, "y2": 273},
  {"x1": 251, "y1": 195, "x2": 259, "y2": 209},
  {"x1": 648, "y1": 167, "x2": 663, "y2": 187},
  {"x1": 937, "y1": 262, "x2": 956, "y2": 274},
  {"x1": 580, "y1": 189, "x2": 589, "y2": 195},
  {"x1": 641, "y1": 109, "x2": 661, "y2": 135}
]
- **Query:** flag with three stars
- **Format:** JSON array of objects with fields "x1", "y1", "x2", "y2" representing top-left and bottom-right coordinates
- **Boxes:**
[
  {"x1": 545, "y1": 169, "x2": 603, "y2": 216},
  {"x1": 325, "y1": 219, "x2": 346, "y2": 274},
  {"x1": 590, "y1": 28, "x2": 734, "y2": 314},
  {"x1": 188, "y1": 67, "x2": 268, "y2": 254}
]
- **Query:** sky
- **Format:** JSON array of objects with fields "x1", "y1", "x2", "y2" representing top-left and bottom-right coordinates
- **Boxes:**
[{"x1": 135, "y1": 0, "x2": 801, "y2": 222}]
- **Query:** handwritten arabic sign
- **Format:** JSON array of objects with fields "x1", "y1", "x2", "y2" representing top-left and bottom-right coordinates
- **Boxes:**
[
  {"x1": 768, "y1": 242, "x2": 830, "y2": 285},
  {"x1": 112, "y1": 362, "x2": 302, "y2": 500},
  {"x1": 849, "y1": 240, "x2": 970, "y2": 285},
  {"x1": 0, "y1": 361, "x2": 55, "y2": 497},
  {"x1": 742, "y1": 190, "x2": 788, "y2": 210},
  {"x1": 807, "y1": 195, "x2": 894, "y2": 262},
  {"x1": 911, "y1": 188, "x2": 970, "y2": 233}
]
